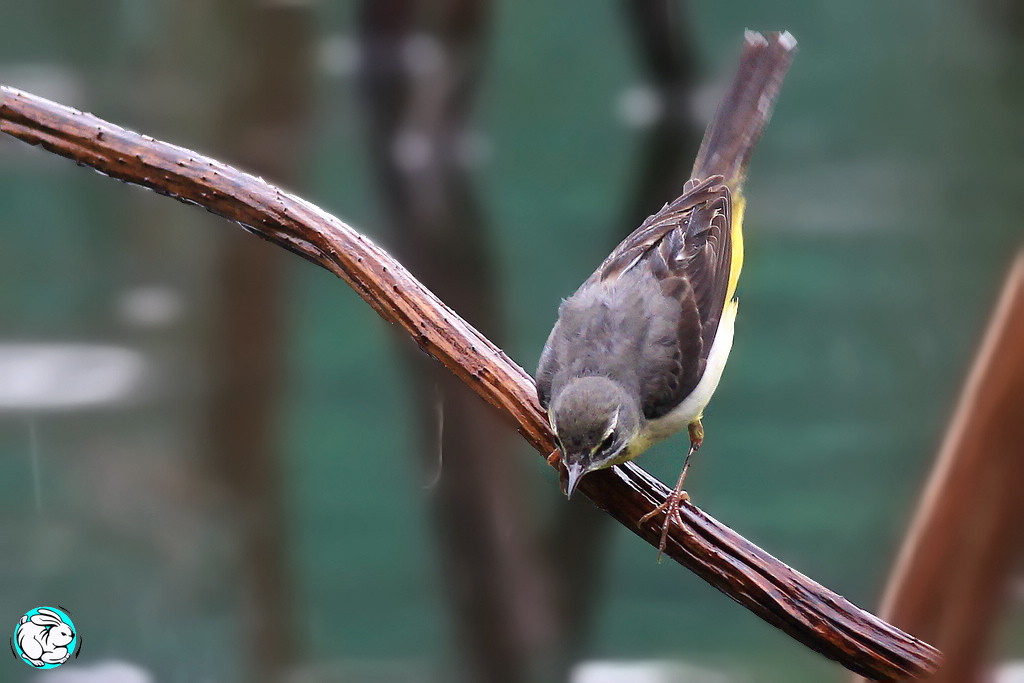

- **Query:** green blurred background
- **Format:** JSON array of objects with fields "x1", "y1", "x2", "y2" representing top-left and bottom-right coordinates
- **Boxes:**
[{"x1": 1, "y1": 1, "x2": 1021, "y2": 682}]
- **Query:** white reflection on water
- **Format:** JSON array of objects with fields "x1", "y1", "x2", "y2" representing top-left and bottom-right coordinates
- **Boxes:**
[
  {"x1": 32, "y1": 659, "x2": 154, "y2": 683},
  {"x1": 0, "y1": 344, "x2": 146, "y2": 412},
  {"x1": 996, "y1": 662, "x2": 1024, "y2": 683},
  {"x1": 117, "y1": 287, "x2": 183, "y2": 328},
  {"x1": 572, "y1": 659, "x2": 736, "y2": 683}
]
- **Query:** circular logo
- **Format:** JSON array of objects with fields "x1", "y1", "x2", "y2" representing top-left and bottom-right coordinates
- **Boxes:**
[{"x1": 11, "y1": 606, "x2": 79, "y2": 669}]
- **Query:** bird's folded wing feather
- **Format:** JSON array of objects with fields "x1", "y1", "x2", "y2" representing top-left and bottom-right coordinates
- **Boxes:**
[
  {"x1": 601, "y1": 176, "x2": 734, "y2": 418},
  {"x1": 537, "y1": 31, "x2": 795, "y2": 420},
  {"x1": 537, "y1": 178, "x2": 735, "y2": 417}
]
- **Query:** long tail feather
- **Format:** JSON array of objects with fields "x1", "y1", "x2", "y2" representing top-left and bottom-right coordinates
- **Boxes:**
[{"x1": 691, "y1": 30, "x2": 797, "y2": 187}]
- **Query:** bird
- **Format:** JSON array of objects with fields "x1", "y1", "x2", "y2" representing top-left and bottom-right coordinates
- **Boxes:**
[{"x1": 536, "y1": 30, "x2": 796, "y2": 553}]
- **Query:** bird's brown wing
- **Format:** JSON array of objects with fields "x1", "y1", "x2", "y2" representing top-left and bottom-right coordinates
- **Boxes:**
[
  {"x1": 538, "y1": 31, "x2": 796, "y2": 420},
  {"x1": 598, "y1": 176, "x2": 734, "y2": 419}
]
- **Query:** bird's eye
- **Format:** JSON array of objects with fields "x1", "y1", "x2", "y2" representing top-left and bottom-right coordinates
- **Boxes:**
[{"x1": 599, "y1": 431, "x2": 615, "y2": 453}]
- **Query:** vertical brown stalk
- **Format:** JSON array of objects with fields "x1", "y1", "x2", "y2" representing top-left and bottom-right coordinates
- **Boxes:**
[
  {"x1": 357, "y1": 2, "x2": 556, "y2": 681},
  {"x1": 852, "y1": 255, "x2": 1024, "y2": 683},
  {"x1": 204, "y1": 2, "x2": 313, "y2": 679},
  {"x1": 546, "y1": 1, "x2": 703, "y2": 670},
  {"x1": 619, "y1": 0, "x2": 701, "y2": 224}
]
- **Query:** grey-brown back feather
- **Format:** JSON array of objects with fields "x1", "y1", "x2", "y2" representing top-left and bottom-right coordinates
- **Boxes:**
[
  {"x1": 537, "y1": 177, "x2": 733, "y2": 419},
  {"x1": 538, "y1": 30, "x2": 796, "y2": 421}
]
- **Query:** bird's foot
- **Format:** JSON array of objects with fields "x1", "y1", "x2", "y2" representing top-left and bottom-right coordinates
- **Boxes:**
[
  {"x1": 639, "y1": 487, "x2": 691, "y2": 560},
  {"x1": 641, "y1": 427, "x2": 702, "y2": 560}
]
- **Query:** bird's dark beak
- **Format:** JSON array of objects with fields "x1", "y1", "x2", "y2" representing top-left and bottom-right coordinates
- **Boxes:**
[{"x1": 565, "y1": 462, "x2": 586, "y2": 500}]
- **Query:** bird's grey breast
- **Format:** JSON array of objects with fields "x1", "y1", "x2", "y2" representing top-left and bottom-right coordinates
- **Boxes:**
[{"x1": 540, "y1": 268, "x2": 681, "y2": 407}]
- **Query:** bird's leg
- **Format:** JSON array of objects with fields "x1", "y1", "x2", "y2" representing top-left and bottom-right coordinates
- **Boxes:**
[
  {"x1": 640, "y1": 419, "x2": 704, "y2": 558},
  {"x1": 688, "y1": 418, "x2": 704, "y2": 453}
]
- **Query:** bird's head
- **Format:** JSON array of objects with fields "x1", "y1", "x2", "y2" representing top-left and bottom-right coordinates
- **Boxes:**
[{"x1": 549, "y1": 376, "x2": 641, "y2": 498}]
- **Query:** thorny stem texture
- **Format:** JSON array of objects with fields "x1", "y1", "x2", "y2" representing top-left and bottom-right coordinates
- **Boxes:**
[{"x1": 0, "y1": 85, "x2": 941, "y2": 681}]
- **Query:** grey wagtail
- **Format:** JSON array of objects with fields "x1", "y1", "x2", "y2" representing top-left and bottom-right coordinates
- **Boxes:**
[{"x1": 536, "y1": 31, "x2": 796, "y2": 552}]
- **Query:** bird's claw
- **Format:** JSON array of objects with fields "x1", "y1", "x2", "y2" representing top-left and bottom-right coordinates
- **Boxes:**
[{"x1": 639, "y1": 489, "x2": 691, "y2": 560}]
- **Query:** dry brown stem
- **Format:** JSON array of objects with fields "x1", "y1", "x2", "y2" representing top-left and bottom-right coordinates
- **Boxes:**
[
  {"x1": 0, "y1": 85, "x2": 941, "y2": 680},
  {"x1": 851, "y1": 254, "x2": 1024, "y2": 683}
]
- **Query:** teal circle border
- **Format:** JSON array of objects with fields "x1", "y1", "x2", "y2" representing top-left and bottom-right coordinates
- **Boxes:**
[{"x1": 11, "y1": 606, "x2": 78, "y2": 670}]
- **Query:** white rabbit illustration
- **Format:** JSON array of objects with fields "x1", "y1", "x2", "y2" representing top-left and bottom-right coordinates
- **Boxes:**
[{"x1": 16, "y1": 608, "x2": 74, "y2": 667}]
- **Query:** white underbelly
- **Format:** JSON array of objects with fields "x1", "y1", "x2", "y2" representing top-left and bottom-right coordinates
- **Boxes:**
[{"x1": 638, "y1": 299, "x2": 738, "y2": 448}]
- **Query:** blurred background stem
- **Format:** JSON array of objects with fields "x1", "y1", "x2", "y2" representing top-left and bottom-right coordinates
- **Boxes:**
[
  {"x1": 205, "y1": 1, "x2": 313, "y2": 679},
  {"x1": 544, "y1": 1, "x2": 703, "y2": 673},
  {"x1": 358, "y1": 2, "x2": 558, "y2": 681}
]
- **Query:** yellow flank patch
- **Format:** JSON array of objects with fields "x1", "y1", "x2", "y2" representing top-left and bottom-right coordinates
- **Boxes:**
[
  {"x1": 593, "y1": 190, "x2": 746, "y2": 473},
  {"x1": 606, "y1": 439, "x2": 647, "y2": 466},
  {"x1": 726, "y1": 192, "x2": 745, "y2": 303},
  {"x1": 611, "y1": 423, "x2": 674, "y2": 465}
]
